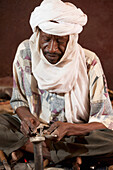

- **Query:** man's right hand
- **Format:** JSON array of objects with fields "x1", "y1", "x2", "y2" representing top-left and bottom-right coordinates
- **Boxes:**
[
  {"x1": 20, "y1": 115, "x2": 40, "y2": 136},
  {"x1": 16, "y1": 106, "x2": 40, "y2": 136}
]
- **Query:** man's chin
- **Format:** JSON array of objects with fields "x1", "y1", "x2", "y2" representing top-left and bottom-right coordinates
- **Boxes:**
[
  {"x1": 45, "y1": 56, "x2": 60, "y2": 64},
  {"x1": 47, "y1": 59, "x2": 58, "y2": 64}
]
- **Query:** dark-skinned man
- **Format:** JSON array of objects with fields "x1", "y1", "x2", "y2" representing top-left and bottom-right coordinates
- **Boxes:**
[{"x1": 0, "y1": 0, "x2": 113, "y2": 169}]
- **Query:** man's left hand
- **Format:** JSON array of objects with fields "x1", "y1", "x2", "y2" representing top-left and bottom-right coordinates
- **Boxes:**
[{"x1": 44, "y1": 121, "x2": 68, "y2": 141}]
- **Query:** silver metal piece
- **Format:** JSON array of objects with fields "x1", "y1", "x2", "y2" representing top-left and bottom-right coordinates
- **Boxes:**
[
  {"x1": 45, "y1": 134, "x2": 58, "y2": 139},
  {"x1": 34, "y1": 141, "x2": 43, "y2": 170},
  {"x1": 26, "y1": 162, "x2": 33, "y2": 170},
  {"x1": 90, "y1": 166, "x2": 95, "y2": 169},
  {"x1": 2, "y1": 160, "x2": 11, "y2": 170},
  {"x1": 30, "y1": 136, "x2": 45, "y2": 143},
  {"x1": 30, "y1": 136, "x2": 45, "y2": 170}
]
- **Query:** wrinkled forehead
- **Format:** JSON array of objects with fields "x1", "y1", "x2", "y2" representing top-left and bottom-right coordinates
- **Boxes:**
[{"x1": 39, "y1": 29, "x2": 69, "y2": 39}]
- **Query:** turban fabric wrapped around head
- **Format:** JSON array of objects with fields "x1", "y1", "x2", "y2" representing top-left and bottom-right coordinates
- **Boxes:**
[
  {"x1": 30, "y1": 0, "x2": 87, "y2": 36},
  {"x1": 29, "y1": 0, "x2": 89, "y2": 124}
]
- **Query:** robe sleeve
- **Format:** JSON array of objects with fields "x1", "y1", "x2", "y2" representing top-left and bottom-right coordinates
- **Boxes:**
[
  {"x1": 10, "y1": 40, "x2": 40, "y2": 116},
  {"x1": 88, "y1": 53, "x2": 113, "y2": 130}
]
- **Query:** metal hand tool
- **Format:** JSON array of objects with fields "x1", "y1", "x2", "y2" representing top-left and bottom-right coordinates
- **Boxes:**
[
  {"x1": 0, "y1": 150, "x2": 11, "y2": 170},
  {"x1": 30, "y1": 124, "x2": 46, "y2": 170},
  {"x1": 30, "y1": 123, "x2": 57, "y2": 170}
]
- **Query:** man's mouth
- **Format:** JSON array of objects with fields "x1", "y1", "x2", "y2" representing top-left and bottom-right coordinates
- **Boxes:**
[
  {"x1": 46, "y1": 54, "x2": 59, "y2": 60},
  {"x1": 45, "y1": 52, "x2": 61, "y2": 58},
  {"x1": 43, "y1": 52, "x2": 62, "y2": 64},
  {"x1": 45, "y1": 53, "x2": 61, "y2": 60}
]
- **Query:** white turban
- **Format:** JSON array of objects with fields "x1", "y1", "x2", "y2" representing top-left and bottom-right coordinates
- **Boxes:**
[{"x1": 30, "y1": 0, "x2": 87, "y2": 35}]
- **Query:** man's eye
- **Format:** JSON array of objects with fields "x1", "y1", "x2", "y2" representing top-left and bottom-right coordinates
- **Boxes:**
[
  {"x1": 44, "y1": 38, "x2": 50, "y2": 42},
  {"x1": 57, "y1": 39, "x2": 64, "y2": 44}
]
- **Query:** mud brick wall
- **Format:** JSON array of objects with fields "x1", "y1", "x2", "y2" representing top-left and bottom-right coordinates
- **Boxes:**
[{"x1": 0, "y1": 0, "x2": 113, "y2": 89}]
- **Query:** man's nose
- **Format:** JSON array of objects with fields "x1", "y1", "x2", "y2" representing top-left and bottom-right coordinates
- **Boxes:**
[{"x1": 48, "y1": 39, "x2": 58, "y2": 53}]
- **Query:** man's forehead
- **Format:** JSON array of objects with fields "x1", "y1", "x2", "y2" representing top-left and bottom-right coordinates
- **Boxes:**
[{"x1": 40, "y1": 30, "x2": 69, "y2": 39}]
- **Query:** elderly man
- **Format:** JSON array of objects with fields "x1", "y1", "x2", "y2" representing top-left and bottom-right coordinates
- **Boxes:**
[{"x1": 0, "y1": 0, "x2": 113, "y2": 169}]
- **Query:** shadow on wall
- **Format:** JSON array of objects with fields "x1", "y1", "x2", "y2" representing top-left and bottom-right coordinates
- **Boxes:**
[{"x1": 0, "y1": 0, "x2": 113, "y2": 90}]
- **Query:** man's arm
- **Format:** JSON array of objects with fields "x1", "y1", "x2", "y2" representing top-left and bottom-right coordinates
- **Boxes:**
[
  {"x1": 46, "y1": 121, "x2": 106, "y2": 141},
  {"x1": 10, "y1": 41, "x2": 40, "y2": 136},
  {"x1": 16, "y1": 106, "x2": 40, "y2": 136}
]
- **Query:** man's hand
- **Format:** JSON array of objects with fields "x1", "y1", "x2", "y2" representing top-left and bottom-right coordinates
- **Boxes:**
[
  {"x1": 16, "y1": 106, "x2": 40, "y2": 136},
  {"x1": 44, "y1": 121, "x2": 68, "y2": 141},
  {"x1": 20, "y1": 115, "x2": 40, "y2": 136},
  {"x1": 44, "y1": 121, "x2": 107, "y2": 142}
]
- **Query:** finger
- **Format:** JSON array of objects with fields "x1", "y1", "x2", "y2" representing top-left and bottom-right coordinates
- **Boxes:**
[
  {"x1": 23, "y1": 118, "x2": 35, "y2": 132},
  {"x1": 21, "y1": 121, "x2": 30, "y2": 136},
  {"x1": 20, "y1": 125, "x2": 28, "y2": 136},
  {"x1": 33, "y1": 119, "x2": 40, "y2": 127},
  {"x1": 28, "y1": 119, "x2": 36, "y2": 131},
  {"x1": 51, "y1": 128, "x2": 59, "y2": 137},
  {"x1": 30, "y1": 119, "x2": 40, "y2": 131},
  {"x1": 21, "y1": 123, "x2": 29, "y2": 136},
  {"x1": 51, "y1": 128, "x2": 66, "y2": 141},
  {"x1": 45, "y1": 129, "x2": 58, "y2": 141},
  {"x1": 47, "y1": 122, "x2": 59, "y2": 134},
  {"x1": 25, "y1": 118, "x2": 39, "y2": 132}
]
